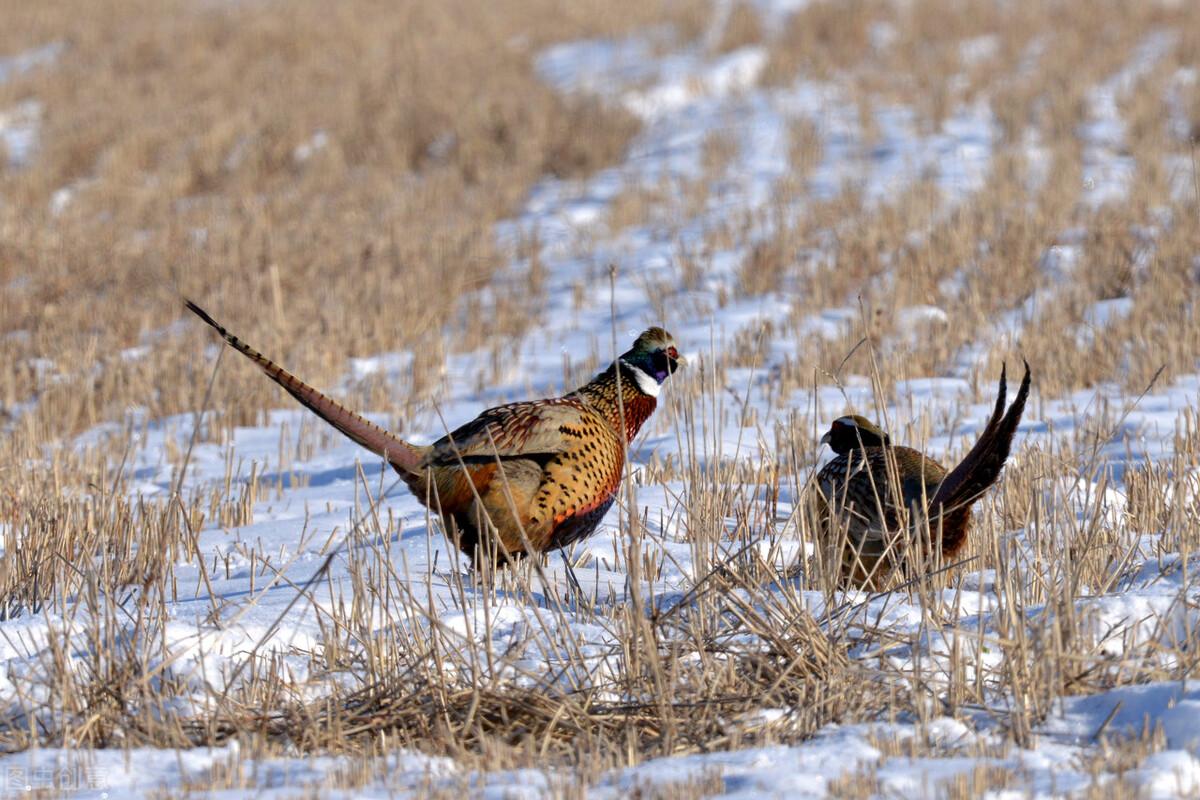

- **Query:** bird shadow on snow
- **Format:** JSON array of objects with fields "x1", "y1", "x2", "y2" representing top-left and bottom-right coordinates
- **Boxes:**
[{"x1": 256, "y1": 461, "x2": 390, "y2": 490}]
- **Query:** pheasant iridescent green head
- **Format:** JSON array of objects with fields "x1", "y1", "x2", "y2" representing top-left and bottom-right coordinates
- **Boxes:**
[
  {"x1": 619, "y1": 327, "x2": 684, "y2": 396},
  {"x1": 820, "y1": 414, "x2": 890, "y2": 455}
]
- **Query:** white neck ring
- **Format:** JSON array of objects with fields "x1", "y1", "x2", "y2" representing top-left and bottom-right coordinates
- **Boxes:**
[{"x1": 619, "y1": 360, "x2": 661, "y2": 397}]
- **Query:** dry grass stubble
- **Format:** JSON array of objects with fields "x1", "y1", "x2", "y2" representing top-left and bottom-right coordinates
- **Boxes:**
[{"x1": 3, "y1": 0, "x2": 1200, "y2": 795}]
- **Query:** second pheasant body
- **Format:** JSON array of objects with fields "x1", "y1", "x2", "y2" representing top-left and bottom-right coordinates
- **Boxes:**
[{"x1": 813, "y1": 364, "x2": 1032, "y2": 588}]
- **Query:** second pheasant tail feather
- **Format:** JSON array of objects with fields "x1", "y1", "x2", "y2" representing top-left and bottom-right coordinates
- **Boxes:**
[{"x1": 927, "y1": 362, "x2": 1031, "y2": 555}]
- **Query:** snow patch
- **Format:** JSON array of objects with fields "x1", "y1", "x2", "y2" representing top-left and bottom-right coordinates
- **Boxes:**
[{"x1": 0, "y1": 100, "x2": 43, "y2": 168}]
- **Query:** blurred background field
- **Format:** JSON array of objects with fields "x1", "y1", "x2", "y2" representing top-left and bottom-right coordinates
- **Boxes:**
[{"x1": 2, "y1": 0, "x2": 1200, "y2": 796}]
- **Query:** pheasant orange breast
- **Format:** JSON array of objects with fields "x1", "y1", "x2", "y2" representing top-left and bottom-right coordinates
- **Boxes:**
[{"x1": 186, "y1": 301, "x2": 683, "y2": 567}]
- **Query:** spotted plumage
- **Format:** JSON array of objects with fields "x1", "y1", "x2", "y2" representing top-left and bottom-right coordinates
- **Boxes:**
[
  {"x1": 813, "y1": 363, "x2": 1031, "y2": 589},
  {"x1": 186, "y1": 301, "x2": 682, "y2": 566}
]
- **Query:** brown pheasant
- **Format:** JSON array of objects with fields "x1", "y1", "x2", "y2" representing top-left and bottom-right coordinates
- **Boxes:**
[
  {"x1": 813, "y1": 363, "x2": 1031, "y2": 589},
  {"x1": 185, "y1": 301, "x2": 683, "y2": 567}
]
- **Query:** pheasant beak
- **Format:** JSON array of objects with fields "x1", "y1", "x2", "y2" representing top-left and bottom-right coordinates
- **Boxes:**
[{"x1": 665, "y1": 346, "x2": 685, "y2": 372}]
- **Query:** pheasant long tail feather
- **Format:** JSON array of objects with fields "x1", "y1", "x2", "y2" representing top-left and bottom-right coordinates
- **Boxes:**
[
  {"x1": 929, "y1": 361, "x2": 1032, "y2": 521},
  {"x1": 185, "y1": 300, "x2": 423, "y2": 474}
]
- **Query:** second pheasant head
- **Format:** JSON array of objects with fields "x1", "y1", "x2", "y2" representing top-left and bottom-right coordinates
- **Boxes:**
[
  {"x1": 820, "y1": 415, "x2": 890, "y2": 454},
  {"x1": 619, "y1": 327, "x2": 685, "y2": 395}
]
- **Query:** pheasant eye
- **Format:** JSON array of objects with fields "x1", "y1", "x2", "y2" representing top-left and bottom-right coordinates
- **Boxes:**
[{"x1": 667, "y1": 346, "x2": 679, "y2": 360}]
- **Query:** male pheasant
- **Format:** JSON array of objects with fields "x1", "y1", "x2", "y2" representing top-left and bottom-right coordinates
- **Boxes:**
[
  {"x1": 813, "y1": 363, "x2": 1031, "y2": 589},
  {"x1": 185, "y1": 301, "x2": 683, "y2": 567}
]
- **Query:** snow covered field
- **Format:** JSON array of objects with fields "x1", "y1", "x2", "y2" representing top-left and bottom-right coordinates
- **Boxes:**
[{"x1": 3, "y1": 0, "x2": 1200, "y2": 796}]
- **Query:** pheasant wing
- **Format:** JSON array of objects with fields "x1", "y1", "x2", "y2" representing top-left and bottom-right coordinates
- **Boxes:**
[{"x1": 427, "y1": 399, "x2": 586, "y2": 467}]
